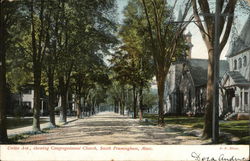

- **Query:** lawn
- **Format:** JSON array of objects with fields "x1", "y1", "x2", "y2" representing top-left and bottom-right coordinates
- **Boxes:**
[
  {"x1": 220, "y1": 120, "x2": 250, "y2": 144},
  {"x1": 143, "y1": 113, "x2": 250, "y2": 144},
  {"x1": 6, "y1": 117, "x2": 49, "y2": 129},
  {"x1": 143, "y1": 113, "x2": 204, "y2": 128}
]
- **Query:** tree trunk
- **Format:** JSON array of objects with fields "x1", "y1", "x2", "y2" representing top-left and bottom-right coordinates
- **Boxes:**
[
  {"x1": 76, "y1": 95, "x2": 81, "y2": 119},
  {"x1": 82, "y1": 97, "x2": 86, "y2": 116},
  {"x1": 139, "y1": 86, "x2": 143, "y2": 121},
  {"x1": 32, "y1": 68, "x2": 41, "y2": 131},
  {"x1": 114, "y1": 100, "x2": 118, "y2": 113},
  {"x1": 92, "y1": 99, "x2": 95, "y2": 115},
  {"x1": 0, "y1": 6, "x2": 8, "y2": 141},
  {"x1": 157, "y1": 73, "x2": 165, "y2": 126},
  {"x1": 59, "y1": 77, "x2": 67, "y2": 123},
  {"x1": 120, "y1": 88, "x2": 125, "y2": 115},
  {"x1": 203, "y1": 49, "x2": 214, "y2": 139},
  {"x1": 88, "y1": 102, "x2": 91, "y2": 116},
  {"x1": 60, "y1": 91, "x2": 67, "y2": 123},
  {"x1": 0, "y1": 62, "x2": 7, "y2": 142},
  {"x1": 133, "y1": 85, "x2": 137, "y2": 119},
  {"x1": 30, "y1": 0, "x2": 42, "y2": 132},
  {"x1": 48, "y1": 69, "x2": 56, "y2": 127}
]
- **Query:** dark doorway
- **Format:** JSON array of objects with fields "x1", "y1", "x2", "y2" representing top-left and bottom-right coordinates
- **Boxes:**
[
  {"x1": 225, "y1": 88, "x2": 235, "y2": 112},
  {"x1": 176, "y1": 89, "x2": 184, "y2": 115}
]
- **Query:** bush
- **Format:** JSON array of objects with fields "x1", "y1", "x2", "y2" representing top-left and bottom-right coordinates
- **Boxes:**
[{"x1": 13, "y1": 105, "x2": 30, "y2": 117}]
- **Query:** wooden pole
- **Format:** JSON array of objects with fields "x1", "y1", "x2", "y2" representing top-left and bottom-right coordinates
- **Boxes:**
[{"x1": 212, "y1": 0, "x2": 221, "y2": 143}]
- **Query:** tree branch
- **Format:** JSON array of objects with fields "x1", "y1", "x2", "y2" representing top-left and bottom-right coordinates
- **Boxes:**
[{"x1": 220, "y1": 0, "x2": 237, "y2": 53}]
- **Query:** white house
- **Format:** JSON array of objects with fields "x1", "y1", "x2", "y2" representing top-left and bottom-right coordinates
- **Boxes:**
[
  {"x1": 220, "y1": 15, "x2": 250, "y2": 117},
  {"x1": 21, "y1": 88, "x2": 34, "y2": 110},
  {"x1": 15, "y1": 85, "x2": 48, "y2": 115}
]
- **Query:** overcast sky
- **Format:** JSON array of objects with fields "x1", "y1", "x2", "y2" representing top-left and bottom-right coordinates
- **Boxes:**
[{"x1": 116, "y1": 0, "x2": 249, "y2": 60}]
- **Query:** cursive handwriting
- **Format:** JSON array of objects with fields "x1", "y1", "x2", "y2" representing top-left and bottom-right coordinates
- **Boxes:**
[{"x1": 191, "y1": 152, "x2": 247, "y2": 161}]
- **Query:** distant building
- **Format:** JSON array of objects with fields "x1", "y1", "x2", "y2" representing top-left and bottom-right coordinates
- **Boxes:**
[
  {"x1": 21, "y1": 87, "x2": 34, "y2": 110},
  {"x1": 163, "y1": 11, "x2": 230, "y2": 115},
  {"x1": 149, "y1": 11, "x2": 249, "y2": 117},
  {"x1": 220, "y1": 16, "x2": 250, "y2": 117},
  {"x1": 165, "y1": 59, "x2": 229, "y2": 115},
  {"x1": 10, "y1": 84, "x2": 48, "y2": 116}
]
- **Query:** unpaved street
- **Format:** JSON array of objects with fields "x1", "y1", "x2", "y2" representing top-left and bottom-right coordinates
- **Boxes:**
[{"x1": 19, "y1": 112, "x2": 210, "y2": 144}]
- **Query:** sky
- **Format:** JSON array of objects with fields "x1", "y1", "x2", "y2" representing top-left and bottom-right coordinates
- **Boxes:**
[{"x1": 116, "y1": 0, "x2": 249, "y2": 60}]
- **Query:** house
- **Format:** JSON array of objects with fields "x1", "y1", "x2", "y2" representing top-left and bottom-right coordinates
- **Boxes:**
[
  {"x1": 21, "y1": 86, "x2": 34, "y2": 110},
  {"x1": 9, "y1": 84, "x2": 48, "y2": 116},
  {"x1": 219, "y1": 16, "x2": 250, "y2": 117}
]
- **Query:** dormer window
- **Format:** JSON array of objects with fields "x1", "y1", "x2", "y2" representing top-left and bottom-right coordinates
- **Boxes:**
[
  {"x1": 243, "y1": 56, "x2": 247, "y2": 67},
  {"x1": 239, "y1": 58, "x2": 242, "y2": 69},
  {"x1": 234, "y1": 59, "x2": 237, "y2": 70}
]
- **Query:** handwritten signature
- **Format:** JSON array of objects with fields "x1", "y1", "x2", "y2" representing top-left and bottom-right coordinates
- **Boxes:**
[{"x1": 191, "y1": 152, "x2": 248, "y2": 161}]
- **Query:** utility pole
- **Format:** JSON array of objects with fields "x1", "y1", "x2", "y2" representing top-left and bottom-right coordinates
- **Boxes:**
[
  {"x1": 200, "y1": 0, "x2": 229, "y2": 143},
  {"x1": 212, "y1": 0, "x2": 221, "y2": 143}
]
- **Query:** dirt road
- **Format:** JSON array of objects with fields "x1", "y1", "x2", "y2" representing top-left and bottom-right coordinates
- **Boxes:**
[{"x1": 19, "y1": 112, "x2": 210, "y2": 144}]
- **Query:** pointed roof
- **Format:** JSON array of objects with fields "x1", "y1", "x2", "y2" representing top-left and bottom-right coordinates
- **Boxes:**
[
  {"x1": 177, "y1": 9, "x2": 183, "y2": 22},
  {"x1": 221, "y1": 71, "x2": 250, "y2": 87},
  {"x1": 226, "y1": 15, "x2": 250, "y2": 58},
  {"x1": 187, "y1": 59, "x2": 229, "y2": 87}
]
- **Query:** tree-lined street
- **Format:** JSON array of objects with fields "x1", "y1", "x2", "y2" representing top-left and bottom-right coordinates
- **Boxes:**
[
  {"x1": 18, "y1": 112, "x2": 209, "y2": 145},
  {"x1": 0, "y1": 0, "x2": 249, "y2": 145}
]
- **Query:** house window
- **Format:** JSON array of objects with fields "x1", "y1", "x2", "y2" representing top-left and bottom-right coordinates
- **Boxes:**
[
  {"x1": 239, "y1": 58, "x2": 242, "y2": 69},
  {"x1": 243, "y1": 56, "x2": 247, "y2": 67},
  {"x1": 234, "y1": 59, "x2": 237, "y2": 70},
  {"x1": 244, "y1": 92, "x2": 248, "y2": 105}
]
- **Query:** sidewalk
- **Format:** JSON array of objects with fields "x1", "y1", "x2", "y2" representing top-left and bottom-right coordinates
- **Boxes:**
[{"x1": 7, "y1": 116, "x2": 78, "y2": 137}]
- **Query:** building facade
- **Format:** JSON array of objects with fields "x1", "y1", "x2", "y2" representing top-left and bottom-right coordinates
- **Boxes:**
[
  {"x1": 219, "y1": 16, "x2": 250, "y2": 117},
  {"x1": 9, "y1": 85, "x2": 48, "y2": 116},
  {"x1": 165, "y1": 59, "x2": 229, "y2": 116}
]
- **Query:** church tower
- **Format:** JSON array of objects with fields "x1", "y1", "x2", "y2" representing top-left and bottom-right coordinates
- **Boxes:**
[
  {"x1": 185, "y1": 31, "x2": 193, "y2": 59},
  {"x1": 177, "y1": 8, "x2": 193, "y2": 59}
]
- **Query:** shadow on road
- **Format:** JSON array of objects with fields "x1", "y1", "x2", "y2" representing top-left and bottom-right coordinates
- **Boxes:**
[{"x1": 17, "y1": 112, "x2": 209, "y2": 145}]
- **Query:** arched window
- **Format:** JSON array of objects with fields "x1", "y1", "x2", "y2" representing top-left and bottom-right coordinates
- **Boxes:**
[
  {"x1": 234, "y1": 59, "x2": 237, "y2": 70},
  {"x1": 243, "y1": 56, "x2": 247, "y2": 67},
  {"x1": 239, "y1": 58, "x2": 242, "y2": 69}
]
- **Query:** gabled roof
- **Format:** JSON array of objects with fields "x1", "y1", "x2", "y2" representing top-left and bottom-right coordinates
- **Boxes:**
[
  {"x1": 187, "y1": 59, "x2": 229, "y2": 87},
  {"x1": 226, "y1": 15, "x2": 250, "y2": 58},
  {"x1": 222, "y1": 71, "x2": 250, "y2": 87}
]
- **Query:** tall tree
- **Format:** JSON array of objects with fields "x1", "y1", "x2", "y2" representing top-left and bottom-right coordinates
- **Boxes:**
[
  {"x1": 0, "y1": 0, "x2": 8, "y2": 143},
  {"x1": 191, "y1": 0, "x2": 237, "y2": 138},
  {"x1": 108, "y1": 1, "x2": 156, "y2": 119},
  {"x1": 44, "y1": 0, "x2": 63, "y2": 127},
  {"x1": 30, "y1": 0, "x2": 51, "y2": 131},
  {"x1": 0, "y1": 0, "x2": 18, "y2": 143},
  {"x1": 55, "y1": 0, "x2": 117, "y2": 123},
  {"x1": 141, "y1": 0, "x2": 191, "y2": 125},
  {"x1": 119, "y1": 0, "x2": 154, "y2": 119}
]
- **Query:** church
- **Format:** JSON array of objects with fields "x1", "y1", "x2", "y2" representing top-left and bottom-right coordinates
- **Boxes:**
[
  {"x1": 164, "y1": 15, "x2": 250, "y2": 118},
  {"x1": 164, "y1": 32, "x2": 229, "y2": 116}
]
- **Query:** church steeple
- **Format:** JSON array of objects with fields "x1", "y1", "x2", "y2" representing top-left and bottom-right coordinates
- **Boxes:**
[
  {"x1": 177, "y1": 8, "x2": 183, "y2": 22},
  {"x1": 185, "y1": 31, "x2": 193, "y2": 59}
]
